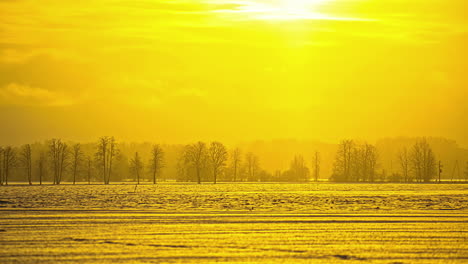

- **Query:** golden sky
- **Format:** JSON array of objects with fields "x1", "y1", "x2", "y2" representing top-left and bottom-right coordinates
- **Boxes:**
[{"x1": 0, "y1": 0, "x2": 467, "y2": 146}]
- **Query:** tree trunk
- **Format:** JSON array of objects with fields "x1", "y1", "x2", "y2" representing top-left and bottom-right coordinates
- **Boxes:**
[{"x1": 73, "y1": 167, "x2": 76, "y2": 185}]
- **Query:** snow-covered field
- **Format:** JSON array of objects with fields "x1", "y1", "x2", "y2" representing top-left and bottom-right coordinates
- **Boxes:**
[{"x1": 0, "y1": 183, "x2": 467, "y2": 263}]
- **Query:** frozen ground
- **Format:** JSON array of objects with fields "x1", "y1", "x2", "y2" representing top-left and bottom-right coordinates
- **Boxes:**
[{"x1": 0, "y1": 183, "x2": 467, "y2": 263}]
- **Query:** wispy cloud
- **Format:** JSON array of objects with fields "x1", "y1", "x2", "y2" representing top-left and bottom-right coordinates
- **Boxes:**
[{"x1": 0, "y1": 83, "x2": 74, "y2": 106}]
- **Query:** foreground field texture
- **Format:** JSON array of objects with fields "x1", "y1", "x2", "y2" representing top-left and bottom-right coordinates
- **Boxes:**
[{"x1": 0, "y1": 183, "x2": 467, "y2": 263}]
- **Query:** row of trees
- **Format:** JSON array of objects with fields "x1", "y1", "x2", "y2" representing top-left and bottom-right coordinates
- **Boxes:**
[
  {"x1": 177, "y1": 143, "x2": 322, "y2": 183},
  {"x1": 331, "y1": 141, "x2": 378, "y2": 182},
  {"x1": 177, "y1": 142, "x2": 248, "y2": 183},
  {"x1": 330, "y1": 138, "x2": 442, "y2": 182},
  {"x1": 396, "y1": 139, "x2": 437, "y2": 182},
  {"x1": 1, "y1": 137, "x2": 466, "y2": 185},
  {"x1": 0, "y1": 137, "x2": 165, "y2": 185},
  {"x1": 128, "y1": 145, "x2": 164, "y2": 184}
]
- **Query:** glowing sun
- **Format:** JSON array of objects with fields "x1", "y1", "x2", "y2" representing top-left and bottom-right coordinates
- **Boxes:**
[{"x1": 245, "y1": 0, "x2": 332, "y2": 20}]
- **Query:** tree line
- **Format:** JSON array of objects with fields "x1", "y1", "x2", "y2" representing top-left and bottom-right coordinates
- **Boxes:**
[
  {"x1": 0, "y1": 137, "x2": 319, "y2": 184},
  {"x1": 0, "y1": 137, "x2": 467, "y2": 185},
  {"x1": 331, "y1": 138, "x2": 452, "y2": 183},
  {"x1": 0, "y1": 137, "x2": 164, "y2": 185}
]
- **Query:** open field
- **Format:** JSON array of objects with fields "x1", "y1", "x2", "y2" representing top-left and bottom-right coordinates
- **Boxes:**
[{"x1": 1, "y1": 183, "x2": 467, "y2": 263}]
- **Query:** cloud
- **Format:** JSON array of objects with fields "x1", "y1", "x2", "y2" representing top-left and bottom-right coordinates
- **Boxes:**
[{"x1": 0, "y1": 83, "x2": 74, "y2": 106}]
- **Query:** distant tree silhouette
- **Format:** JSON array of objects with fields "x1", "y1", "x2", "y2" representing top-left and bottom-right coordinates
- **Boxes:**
[
  {"x1": 149, "y1": 144, "x2": 164, "y2": 184},
  {"x1": 331, "y1": 140, "x2": 354, "y2": 182},
  {"x1": 230, "y1": 148, "x2": 241, "y2": 182},
  {"x1": 37, "y1": 151, "x2": 46, "y2": 185},
  {"x1": 184, "y1": 142, "x2": 207, "y2": 184},
  {"x1": 0, "y1": 136, "x2": 458, "y2": 185},
  {"x1": 286, "y1": 155, "x2": 309, "y2": 182},
  {"x1": 208, "y1": 142, "x2": 228, "y2": 184},
  {"x1": 1, "y1": 147, "x2": 15, "y2": 185},
  {"x1": 86, "y1": 156, "x2": 92, "y2": 184},
  {"x1": 48, "y1": 139, "x2": 68, "y2": 185},
  {"x1": 71, "y1": 144, "x2": 84, "y2": 184},
  {"x1": 176, "y1": 153, "x2": 190, "y2": 182},
  {"x1": 397, "y1": 147, "x2": 411, "y2": 182},
  {"x1": 313, "y1": 151, "x2": 320, "y2": 182},
  {"x1": 359, "y1": 143, "x2": 378, "y2": 182},
  {"x1": 410, "y1": 138, "x2": 436, "y2": 182},
  {"x1": 331, "y1": 141, "x2": 378, "y2": 182},
  {"x1": 20, "y1": 144, "x2": 32, "y2": 185},
  {"x1": 245, "y1": 152, "x2": 260, "y2": 181},
  {"x1": 130, "y1": 152, "x2": 143, "y2": 184},
  {"x1": 96, "y1": 136, "x2": 117, "y2": 184}
]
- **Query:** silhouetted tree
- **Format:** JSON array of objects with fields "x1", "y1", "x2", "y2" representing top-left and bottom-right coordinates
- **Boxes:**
[
  {"x1": 149, "y1": 144, "x2": 164, "y2": 184},
  {"x1": 48, "y1": 139, "x2": 68, "y2": 185},
  {"x1": 331, "y1": 140, "x2": 354, "y2": 182},
  {"x1": 410, "y1": 138, "x2": 436, "y2": 182},
  {"x1": 37, "y1": 151, "x2": 46, "y2": 185},
  {"x1": 20, "y1": 144, "x2": 33, "y2": 185},
  {"x1": 2, "y1": 147, "x2": 15, "y2": 185},
  {"x1": 230, "y1": 148, "x2": 241, "y2": 182},
  {"x1": 71, "y1": 144, "x2": 83, "y2": 184},
  {"x1": 184, "y1": 142, "x2": 207, "y2": 184},
  {"x1": 288, "y1": 155, "x2": 309, "y2": 181},
  {"x1": 130, "y1": 152, "x2": 143, "y2": 184},
  {"x1": 397, "y1": 147, "x2": 411, "y2": 182},
  {"x1": 361, "y1": 143, "x2": 378, "y2": 182},
  {"x1": 313, "y1": 151, "x2": 320, "y2": 182},
  {"x1": 331, "y1": 141, "x2": 378, "y2": 182},
  {"x1": 176, "y1": 153, "x2": 191, "y2": 182},
  {"x1": 245, "y1": 152, "x2": 260, "y2": 181},
  {"x1": 208, "y1": 142, "x2": 227, "y2": 184},
  {"x1": 96, "y1": 136, "x2": 117, "y2": 184},
  {"x1": 86, "y1": 156, "x2": 92, "y2": 184}
]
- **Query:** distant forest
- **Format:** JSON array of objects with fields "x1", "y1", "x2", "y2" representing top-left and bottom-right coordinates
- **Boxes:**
[{"x1": 0, "y1": 137, "x2": 467, "y2": 185}]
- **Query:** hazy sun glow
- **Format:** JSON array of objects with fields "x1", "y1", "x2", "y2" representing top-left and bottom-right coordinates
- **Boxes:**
[
  {"x1": 240, "y1": 0, "x2": 333, "y2": 20},
  {"x1": 279, "y1": 0, "x2": 329, "y2": 10}
]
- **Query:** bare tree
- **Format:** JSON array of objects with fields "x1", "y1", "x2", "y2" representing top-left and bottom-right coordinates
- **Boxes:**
[
  {"x1": 96, "y1": 136, "x2": 117, "y2": 184},
  {"x1": 289, "y1": 155, "x2": 309, "y2": 182},
  {"x1": 184, "y1": 142, "x2": 207, "y2": 184},
  {"x1": 86, "y1": 156, "x2": 92, "y2": 184},
  {"x1": 331, "y1": 141, "x2": 377, "y2": 182},
  {"x1": 245, "y1": 152, "x2": 260, "y2": 182},
  {"x1": 37, "y1": 152, "x2": 46, "y2": 185},
  {"x1": 313, "y1": 151, "x2": 320, "y2": 182},
  {"x1": 176, "y1": 151, "x2": 190, "y2": 182},
  {"x1": 2, "y1": 147, "x2": 15, "y2": 185},
  {"x1": 149, "y1": 144, "x2": 164, "y2": 184},
  {"x1": 209, "y1": 142, "x2": 228, "y2": 184},
  {"x1": 48, "y1": 139, "x2": 68, "y2": 185},
  {"x1": 331, "y1": 140, "x2": 354, "y2": 182},
  {"x1": 398, "y1": 147, "x2": 410, "y2": 182},
  {"x1": 130, "y1": 152, "x2": 143, "y2": 184},
  {"x1": 410, "y1": 138, "x2": 436, "y2": 182},
  {"x1": 230, "y1": 148, "x2": 241, "y2": 182},
  {"x1": 71, "y1": 144, "x2": 84, "y2": 184},
  {"x1": 363, "y1": 143, "x2": 378, "y2": 182},
  {"x1": 20, "y1": 144, "x2": 33, "y2": 185}
]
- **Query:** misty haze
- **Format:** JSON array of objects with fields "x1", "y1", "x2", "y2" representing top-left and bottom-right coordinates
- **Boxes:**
[{"x1": 0, "y1": 0, "x2": 467, "y2": 263}]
